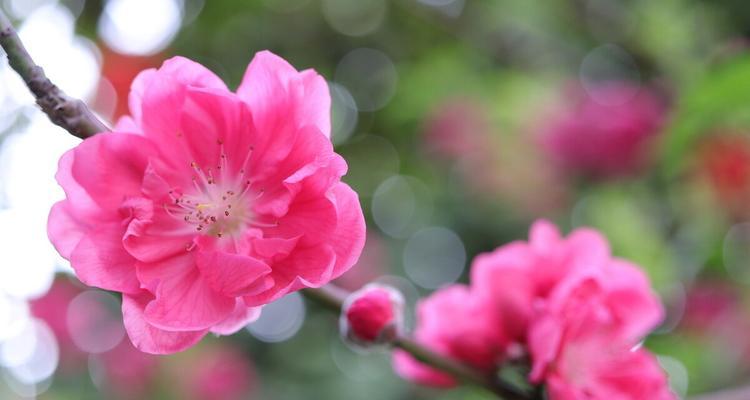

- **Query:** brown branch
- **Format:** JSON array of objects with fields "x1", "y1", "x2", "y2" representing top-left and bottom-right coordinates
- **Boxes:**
[
  {"x1": 0, "y1": 9, "x2": 108, "y2": 139},
  {"x1": 303, "y1": 286, "x2": 533, "y2": 400}
]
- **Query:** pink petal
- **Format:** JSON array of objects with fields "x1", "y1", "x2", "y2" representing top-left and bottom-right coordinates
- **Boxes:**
[
  {"x1": 237, "y1": 51, "x2": 330, "y2": 138},
  {"x1": 604, "y1": 260, "x2": 664, "y2": 340},
  {"x1": 70, "y1": 133, "x2": 155, "y2": 209},
  {"x1": 528, "y1": 313, "x2": 563, "y2": 382},
  {"x1": 529, "y1": 219, "x2": 561, "y2": 252},
  {"x1": 179, "y1": 86, "x2": 255, "y2": 172},
  {"x1": 139, "y1": 73, "x2": 187, "y2": 149},
  {"x1": 392, "y1": 350, "x2": 456, "y2": 388},
  {"x1": 54, "y1": 148, "x2": 101, "y2": 218},
  {"x1": 47, "y1": 201, "x2": 86, "y2": 259},
  {"x1": 160, "y1": 56, "x2": 228, "y2": 91},
  {"x1": 69, "y1": 223, "x2": 140, "y2": 294},
  {"x1": 195, "y1": 250, "x2": 272, "y2": 297},
  {"x1": 123, "y1": 206, "x2": 193, "y2": 264},
  {"x1": 209, "y1": 299, "x2": 262, "y2": 335},
  {"x1": 122, "y1": 292, "x2": 207, "y2": 355},
  {"x1": 128, "y1": 68, "x2": 157, "y2": 125},
  {"x1": 267, "y1": 195, "x2": 338, "y2": 247},
  {"x1": 243, "y1": 245, "x2": 336, "y2": 306},
  {"x1": 141, "y1": 254, "x2": 235, "y2": 331},
  {"x1": 327, "y1": 183, "x2": 366, "y2": 280},
  {"x1": 297, "y1": 69, "x2": 331, "y2": 137}
]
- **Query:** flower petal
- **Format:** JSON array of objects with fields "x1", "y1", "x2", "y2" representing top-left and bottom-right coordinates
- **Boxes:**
[
  {"x1": 69, "y1": 223, "x2": 140, "y2": 294},
  {"x1": 196, "y1": 250, "x2": 272, "y2": 297},
  {"x1": 47, "y1": 201, "x2": 87, "y2": 259},
  {"x1": 122, "y1": 292, "x2": 207, "y2": 355},
  {"x1": 142, "y1": 254, "x2": 235, "y2": 331},
  {"x1": 209, "y1": 299, "x2": 262, "y2": 335},
  {"x1": 328, "y1": 183, "x2": 366, "y2": 279},
  {"x1": 237, "y1": 50, "x2": 330, "y2": 138}
]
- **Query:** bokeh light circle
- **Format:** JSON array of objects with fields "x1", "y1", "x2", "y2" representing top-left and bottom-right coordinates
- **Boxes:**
[
  {"x1": 2, "y1": 320, "x2": 60, "y2": 385},
  {"x1": 329, "y1": 82, "x2": 359, "y2": 145},
  {"x1": 722, "y1": 222, "x2": 750, "y2": 284},
  {"x1": 98, "y1": 0, "x2": 183, "y2": 56},
  {"x1": 247, "y1": 292, "x2": 305, "y2": 343},
  {"x1": 335, "y1": 48, "x2": 397, "y2": 112},
  {"x1": 403, "y1": 227, "x2": 466, "y2": 289},
  {"x1": 579, "y1": 44, "x2": 641, "y2": 106},
  {"x1": 372, "y1": 175, "x2": 433, "y2": 238},
  {"x1": 66, "y1": 291, "x2": 126, "y2": 354},
  {"x1": 322, "y1": 0, "x2": 387, "y2": 37}
]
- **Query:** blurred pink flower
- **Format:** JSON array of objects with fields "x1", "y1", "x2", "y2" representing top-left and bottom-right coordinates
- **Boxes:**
[
  {"x1": 527, "y1": 261, "x2": 668, "y2": 399},
  {"x1": 394, "y1": 220, "x2": 671, "y2": 397},
  {"x1": 393, "y1": 285, "x2": 507, "y2": 387},
  {"x1": 98, "y1": 340, "x2": 159, "y2": 400},
  {"x1": 48, "y1": 51, "x2": 366, "y2": 354},
  {"x1": 184, "y1": 346, "x2": 256, "y2": 400},
  {"x1": 342, "y1": 284, "x2": 403, "y2": 346},
  {"x1": 538, "y1": 83, "x2": 666, "y2": 178},
  {"x1": 422, "y1": 98, "x2": 568, "y2": 216},
  {"x1": 679, "y1": 282, "x2": 750, "y2": 365},
  {"x1": 421, "y1": 99, "x2": 491, "y2": 160},
  {"x1": 471, "y1": 220, "x2": 612, "y2": 342}
]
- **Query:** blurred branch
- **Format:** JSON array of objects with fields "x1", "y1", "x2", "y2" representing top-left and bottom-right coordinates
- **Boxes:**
[
  {"x1": 303, "y1": 286, "x2": 534, "y2": 400},
  {"x1": 0, "y1": 9, "x2": 108, "y2": 139},
  {"x1": 692, "y1": 386, "x2": 750, "y2": 400}
]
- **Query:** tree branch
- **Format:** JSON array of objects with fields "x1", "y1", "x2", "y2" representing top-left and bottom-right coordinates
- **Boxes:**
[
  {"x1": 0, "y1": 9, "x2": 108, "y2": 139},
  {"x1": 303, "y1": 286, "x2": 533, "y2": 400}
]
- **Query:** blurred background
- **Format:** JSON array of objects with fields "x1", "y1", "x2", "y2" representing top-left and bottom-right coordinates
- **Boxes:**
[{"x1": 1, "y1": 0, "x2": 750, "y2": 398}]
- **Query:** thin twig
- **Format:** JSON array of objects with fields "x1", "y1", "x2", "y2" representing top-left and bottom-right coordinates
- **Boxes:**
[
  {"x1": 0, "y1": 9, "x2": 108, "y2": 139},
  {"x1": 303, "y1": 286, "x2": 532, "y2": 400}
]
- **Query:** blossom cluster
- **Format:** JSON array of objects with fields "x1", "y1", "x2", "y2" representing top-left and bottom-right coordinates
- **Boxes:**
[{"x1": 394, "y1": 220, "x2": 675, "y2": 399}]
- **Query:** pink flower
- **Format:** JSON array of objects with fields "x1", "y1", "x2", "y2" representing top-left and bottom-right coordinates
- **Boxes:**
[
  {"x1": 184, "y1": 345, "x2": 256, "y2": 400},
  {"x1": 394, "y1": 220, "x2": 671, "y2": 397},
  {"x1": 528, "y1": 260, "x2": 671, "y2": 400},
  {"x1": 393, "y1": 285, "x2": 507, "y2": 387},
  {"x1": 98, "y1": 340, "x2": 159, "y2": 400},
  {"x1": 538, "y1": 83, "x2": 666, "y2": 178},
  {"x1": 471, "y1": 220, "x2": 611, "y2": 342},
  {"x1": 341, "y1": 283, "x2": 403, "y2": 346},
  {"x1": 47, "y1": 51, "x2": 366, "y2": 354}
]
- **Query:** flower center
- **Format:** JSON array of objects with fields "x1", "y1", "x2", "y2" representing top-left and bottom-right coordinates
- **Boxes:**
[{"x1": 162, "y1": 141, "x2": 272, "y2": 239}]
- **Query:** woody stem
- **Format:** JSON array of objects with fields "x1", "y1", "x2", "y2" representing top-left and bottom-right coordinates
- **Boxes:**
[{"x1": 303, "y1": 286, "x2": 532, "y2": 400}]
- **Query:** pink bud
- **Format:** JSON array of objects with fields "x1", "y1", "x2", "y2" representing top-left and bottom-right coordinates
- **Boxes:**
[{"x1": 341, "y1": 284, "x2": 404, "y2": 348}]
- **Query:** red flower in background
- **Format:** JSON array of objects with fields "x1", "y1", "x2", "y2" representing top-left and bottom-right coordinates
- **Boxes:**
[{"x1": 696, "y1": 134, "x2": 750, "y2": 218}]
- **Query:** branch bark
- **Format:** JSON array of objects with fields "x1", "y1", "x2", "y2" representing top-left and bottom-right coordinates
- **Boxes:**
[{"x1": 0, "y1": 9, "x2": 108, "y2": 139}]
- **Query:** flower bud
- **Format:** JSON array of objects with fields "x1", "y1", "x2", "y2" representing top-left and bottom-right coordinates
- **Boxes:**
[{"x1": 340, "y1": 284, "x2": 404, "y2": 349}]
